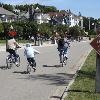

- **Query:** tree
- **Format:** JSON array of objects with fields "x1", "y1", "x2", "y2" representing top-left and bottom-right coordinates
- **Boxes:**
[
  {"x1": 69, "y1": 25, "x2": 81, "y2": 39},
  {"x1": 55, "y1": 24, "x2": 69, "y2": 34},
  {"x1": 3, "y1": 4, "x2": 13, "y2": 12},
  {"x1": 0, "y1": 23, "x2": 4, "y2": 39}
]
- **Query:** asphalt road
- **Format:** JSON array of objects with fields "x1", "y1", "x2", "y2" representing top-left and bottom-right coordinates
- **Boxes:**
[{"x1": 0, "y1": 41, "x2": 92, "y2": 100}]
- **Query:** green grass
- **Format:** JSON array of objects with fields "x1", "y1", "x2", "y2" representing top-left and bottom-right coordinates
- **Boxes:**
[
  {"x1": 64, "y1": 50, "x2": 100, "y2": 100},
  {"x1": 0, "y1": 40, "x2": 6, "y2": 44}
]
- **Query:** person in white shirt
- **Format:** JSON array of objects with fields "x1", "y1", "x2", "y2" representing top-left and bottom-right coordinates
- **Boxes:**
[
  {"x1": 6, "y1": 34, "x2": 21, "y2": 66},
  {"x1": 24, "y1": 43, "x2": 40, "y2": 69}
]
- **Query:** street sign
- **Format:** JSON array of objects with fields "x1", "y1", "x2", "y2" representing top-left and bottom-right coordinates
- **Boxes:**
[{"x1": 90, "y1": 34, "x2": 100, "y2": 55}]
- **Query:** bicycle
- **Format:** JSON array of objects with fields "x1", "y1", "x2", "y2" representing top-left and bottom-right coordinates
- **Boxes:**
[
  {"x1": 6, "y1": 47, "x2": 20, "y2": 69},
  {"x1": 59, "y1": 49, "x2": 68, "y2": 67},
  {"x1": 27, "y1": 58, "x2": 36, "y2": 74}
]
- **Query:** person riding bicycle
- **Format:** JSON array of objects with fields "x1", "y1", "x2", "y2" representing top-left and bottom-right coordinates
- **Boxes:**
[
  {"x1": 57, "y1": 34, "x2": 70, "y2": 63},
  {"x1": 57, "y1": 35, "x2": 64, "y2": 63},
  {"x1": 63, "y1": 33, "x2": 70, "y2": 59},
  {"x1": 6, "y1": 26, "x2": 21, "y2": 66},
  {"x1": 24, "y1": 43, "x2": 40, "y2": 70}
]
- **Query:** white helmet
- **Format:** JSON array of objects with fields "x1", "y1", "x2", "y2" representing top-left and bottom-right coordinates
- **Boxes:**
[{"x1": 26, "y1": 43, "x2": 31, "y2": 47}]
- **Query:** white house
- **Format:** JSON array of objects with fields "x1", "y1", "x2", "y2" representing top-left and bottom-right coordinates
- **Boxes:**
[
  {"x1": 48, "y1": 10, "x2": 82, "y2": 27},
  {"x1": 33, "y1": 7, "x2": 51, "y2": 24}
]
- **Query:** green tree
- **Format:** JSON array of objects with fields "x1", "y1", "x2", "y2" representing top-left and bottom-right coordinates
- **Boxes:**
[
  {"x1": 69, "y1": 25, "x2": 81, "y2": 39},
  {"x1": 0, "y1": 23, "x2": 4, "y2": 39},
  {"x1": 3, "y1": 4, "x2": 13, "y2": 12}
]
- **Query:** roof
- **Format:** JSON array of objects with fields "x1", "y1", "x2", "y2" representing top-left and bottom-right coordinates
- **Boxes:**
[
  {"x1": 48, "y1": 12, "x2": 64, "y2": 17},
  {"x1": 0, "y1": 7, "x2": 16, "y2": 16}
]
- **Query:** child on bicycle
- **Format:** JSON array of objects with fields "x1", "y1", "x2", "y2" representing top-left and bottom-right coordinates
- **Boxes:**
[{"x1": 24, "y1": 43, "x2": 40, "y2": 70}]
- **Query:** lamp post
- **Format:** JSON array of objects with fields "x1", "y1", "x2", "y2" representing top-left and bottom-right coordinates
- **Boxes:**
[
  {"x1": 88, "y1": 17, "x2": 91, "y2": 40},
  {"x1": 88, "y1": 17, "x2": 90, "y2": 30},
  {"x1": 80, "y1": 16, "x2": 83, "y2": 29}
]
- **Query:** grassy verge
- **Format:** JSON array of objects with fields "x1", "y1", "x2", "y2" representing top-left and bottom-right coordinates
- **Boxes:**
[
  {"x1": 0, "y1": 40, "x2": 6, "y2": 44},
  {"x1": 64, "y1": 50, "x2": 100, "y2": 100}
]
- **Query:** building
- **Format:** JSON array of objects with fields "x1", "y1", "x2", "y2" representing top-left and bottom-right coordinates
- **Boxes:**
[
  {"x1": 48, "y1": 10, "x2": 82, "y2": 27},
  {"x1": 0, "y1": 7, "x2": 17, "y2": 22},
  {"x1": 29, "y1": 6, "x2": 51, "y2": 24},
  {"x1": 14, "y1": 6, "x2": 83, "y2": 27}
]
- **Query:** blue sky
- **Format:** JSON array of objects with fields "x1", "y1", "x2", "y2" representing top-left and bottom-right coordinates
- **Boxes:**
[{"x1": 1, "y1": 0, "x2": 100, "y2": 19}]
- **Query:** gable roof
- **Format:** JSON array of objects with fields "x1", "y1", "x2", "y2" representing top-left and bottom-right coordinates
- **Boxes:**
[{"x1": 0, "y1": 7, "x2": 16, "y2": 16}]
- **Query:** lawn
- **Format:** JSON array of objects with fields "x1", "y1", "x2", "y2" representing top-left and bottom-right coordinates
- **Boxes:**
[{"x1": 64, "y1": 50, "x2": 100, "y2": 100}]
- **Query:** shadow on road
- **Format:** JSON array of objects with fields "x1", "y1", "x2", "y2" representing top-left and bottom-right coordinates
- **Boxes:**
[
  {"x1": 43, "y1": 64, "x2": 61, "y2": 68},
  {"x1": 18, "y1": 73, "x2": 75, "y2": 86},
  {"x1": 13, "y1": 71, "x2": 29, "y2": 74},
  {"x1": 0, "y1": 66, "x2": 7, "y2": 70},
  {"x1": 50, "y1": 96, "x2": 61, "y2": 99}
]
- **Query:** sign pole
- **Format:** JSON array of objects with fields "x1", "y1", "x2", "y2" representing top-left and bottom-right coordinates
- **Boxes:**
[
  {"x1": 96, "y1": 53, "x2": 100, "y2": 92},
  {"x1": 96, "y1": 27, "x2": 100, "y2": 93}
]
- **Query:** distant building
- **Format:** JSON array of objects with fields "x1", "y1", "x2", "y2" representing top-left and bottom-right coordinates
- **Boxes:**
[
  {"x1": 18, "y1": 11, "x2": 29, "y2": 21},
  {"x1": 0, "y1": 7, "x2": 17, "y2": 22},
  {"x1": 48, "y1": 10, "x2": 82, "y2": 27},
  {"x1": 29, "y1": 6, "x2": 51, "y2": 24},
  {"x1": 13, "y1": 6, "x2": 83, "y2": 27}
]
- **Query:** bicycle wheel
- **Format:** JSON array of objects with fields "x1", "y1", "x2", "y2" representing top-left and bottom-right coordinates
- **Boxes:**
[
  {"x1": 60, "y1": 54, "x2": 64, "y2": 67},
  {"x1": 31, "y1": 61, "x2": 36, "y2": 72},
  {"x1": 6, "y1": 56, "x2": 12, "y2": 69},
  {"x1": 15, "y1": 56, "x2": 20, "y2": 67},
  {"x1": 27, "y1": 64, "x2": 31, "y2": 74},
  {"x1": 64, "y1": 57, "x2": 67, "y2": 65}
]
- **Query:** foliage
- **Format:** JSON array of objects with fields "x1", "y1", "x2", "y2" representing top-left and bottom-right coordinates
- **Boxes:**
[
  {"x1": 88, "y1": 29, "x2": 96, "y2": 35},
  {"x1": 15, "y1": 3, "x2": 58, "y2": 13},
  {"x1": 0, "y1": 23, "x2": 4, "y2": 32},
  {"x1": 38, "y1": 23, "x2": 53, "y2": 37},
  {"x1": 0, "y1": 3, "x2": 13, "y2": 12},
  {"x1": 69, "y1": 25, "x2": 81, "y2": 38},
  {"x1": 55, "y1": 24, "x2": 69, "y2": 34},
  {"x1": 0, "y1": 21, "x2": 89, "y2": 40}
]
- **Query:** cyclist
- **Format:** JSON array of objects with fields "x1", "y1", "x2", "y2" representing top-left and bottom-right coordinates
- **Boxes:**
[
  {"x1": 57, "y1": 34, "x2": 64, "y2": 63},
  {"x1": 63, "y1": 34, "x2": 70, "y2": 60},
  {"x1": 57, "y1": 34, "x2": 70, "y2": 63},
  {"x1": 6, "y1": 26, "x2": 21, "y2": 66},
  {"x1": 24, "y1": 43, "x2": 40, "y2": 70}
]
